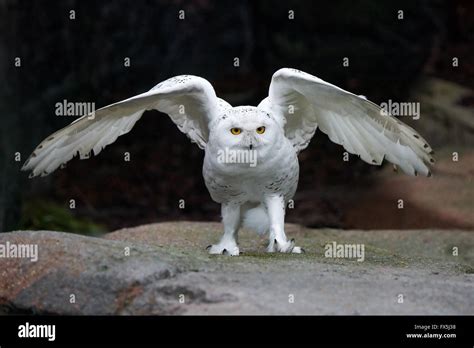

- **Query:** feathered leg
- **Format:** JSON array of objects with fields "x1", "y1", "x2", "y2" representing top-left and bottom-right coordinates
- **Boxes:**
[
  {"x1": 264, "y1": 194, "x2": 303, "y2": 254},
  {"x1": 207, "y1": 202, "x2": 241, "y2": 256}
]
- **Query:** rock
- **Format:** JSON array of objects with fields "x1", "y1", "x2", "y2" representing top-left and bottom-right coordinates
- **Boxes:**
[
  {"x1": 0, "y1": 222, "x2": 473, "y2": 315},
  {"x1": 343, "y1": 146, "x2": 474, "y2": 230}
]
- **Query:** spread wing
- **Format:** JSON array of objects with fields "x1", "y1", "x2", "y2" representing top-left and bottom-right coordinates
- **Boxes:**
[
  {"x1": 259, "y1": 68, "x2": 434, "y2": 176},
  {"x1": 22, "y1": 75, "x2": 230, "y2": 178}
]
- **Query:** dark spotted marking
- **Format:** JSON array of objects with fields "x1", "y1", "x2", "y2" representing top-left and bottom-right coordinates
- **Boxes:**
[
  {"x1": 413, "y1": 134, "x2": 420, "y2": 139},
  {"x1": 289, "y1": 68, "x2": 304, "y2": 74}
]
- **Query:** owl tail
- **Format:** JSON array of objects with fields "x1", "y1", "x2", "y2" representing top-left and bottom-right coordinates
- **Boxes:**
[{"x1": 242, "y1": 204, "x2": 270, "y2": 235}]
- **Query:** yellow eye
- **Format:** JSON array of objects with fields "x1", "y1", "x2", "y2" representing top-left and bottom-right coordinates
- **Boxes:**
[
  {"x1": 230, "y1": 128, "x2": 242, "y2": 135},
  {"x1": 256, "y1": 126, "x2": 266, "y2": 134}
]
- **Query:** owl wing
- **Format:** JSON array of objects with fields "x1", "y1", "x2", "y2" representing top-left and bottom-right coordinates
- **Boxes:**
[
  {"x1": 259, "y1": 68, "x2": 434, "y2": 176},
  {"x1": 22, "y1": 75, "x2": 229, "y2": 178}
]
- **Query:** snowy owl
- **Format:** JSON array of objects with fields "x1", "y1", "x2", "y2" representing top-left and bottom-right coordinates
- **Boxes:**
[{"x1": 22, "y1": 68, "x2": 434, "y2": 255}]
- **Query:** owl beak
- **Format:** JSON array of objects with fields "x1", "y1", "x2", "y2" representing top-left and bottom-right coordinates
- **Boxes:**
[{"x1": 249, "y1": 143, "x2": 253, "y2": 150}]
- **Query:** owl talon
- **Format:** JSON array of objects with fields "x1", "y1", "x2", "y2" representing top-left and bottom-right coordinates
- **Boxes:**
[
  {"x1": 207, "y1": 243, "x2": 239, "y2": 256},
  {"x1": 271, "y1": 238, "x2": 303, "y2": 254},
  {"x1": 291, "y1": 246, "x2": 304, "y2": 254}
]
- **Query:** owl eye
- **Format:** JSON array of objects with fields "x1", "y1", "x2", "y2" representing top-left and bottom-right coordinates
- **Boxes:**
[
  {"x1": 256, "y1": 126, "x2": 266, "y2": 134},
  {"x1": 230, "y1": 127, "x2": 242, "y2": 135}
]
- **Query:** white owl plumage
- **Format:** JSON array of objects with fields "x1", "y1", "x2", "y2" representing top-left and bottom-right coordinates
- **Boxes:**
[{"x1": 22, "y1": 68, "x2": 434, "y2": 255}]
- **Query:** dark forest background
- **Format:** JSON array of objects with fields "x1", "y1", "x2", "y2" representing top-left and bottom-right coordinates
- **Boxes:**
[{"x1": 1, "y1": 0, "x2": 473, "y2": 234}]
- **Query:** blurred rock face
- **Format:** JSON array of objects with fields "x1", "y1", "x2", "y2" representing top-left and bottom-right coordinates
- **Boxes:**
[
  {"x1": 2, "y1": 0, "x2": 470, "y2": 231},
  {"x1": 410, "y1": 77, "x2": 474, "y2": 147}
]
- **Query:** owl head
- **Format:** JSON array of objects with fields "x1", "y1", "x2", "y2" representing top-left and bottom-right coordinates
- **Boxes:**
[{"x1": 207, "y1": 106, "x2": 284, "y2": 167}]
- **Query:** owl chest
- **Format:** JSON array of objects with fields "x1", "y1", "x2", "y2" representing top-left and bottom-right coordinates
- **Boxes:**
[{"x1": 203, "y1": 154, "x2": 299, "y2": 204}]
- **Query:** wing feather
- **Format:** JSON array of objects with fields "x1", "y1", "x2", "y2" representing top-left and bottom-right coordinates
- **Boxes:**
[
  {"x1": 22, "y1": 75, "x2": 229, "y2": 178},
  {"x1": 260, "y1": 68, "x2": 434, "y2": 176}
]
